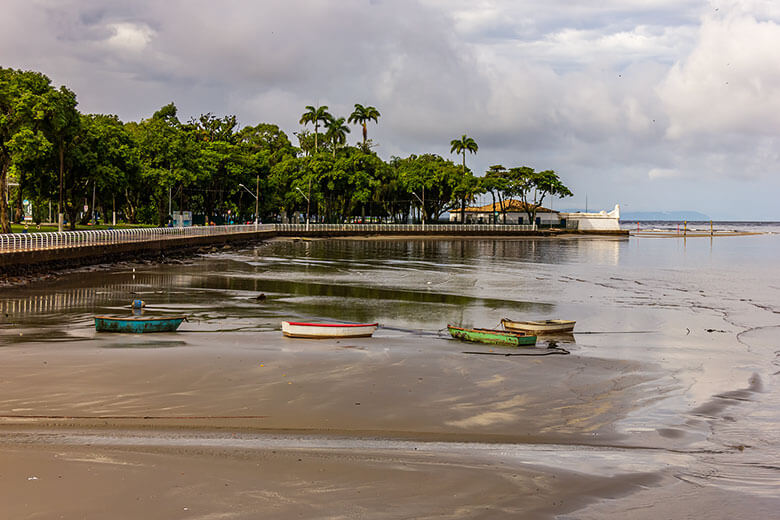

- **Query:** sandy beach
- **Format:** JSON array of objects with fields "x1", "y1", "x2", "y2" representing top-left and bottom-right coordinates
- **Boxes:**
[
  {"x1": 0, "y1": 334, "x2": 658, "y2": 519},
  {"x1": 1, "y1": 235, "x2": 778, "y2": 518}
]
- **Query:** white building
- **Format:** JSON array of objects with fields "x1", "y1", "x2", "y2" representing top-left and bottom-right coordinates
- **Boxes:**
[
  {"x1": 449, "y1": 200, "x2": 621, "y2": 231},
  {"x1": 449, "y1": 199, "x2": 561, "y2": 225},
  {"x1": 559, "y1": 205, "x2": 621, "y2": 231}
]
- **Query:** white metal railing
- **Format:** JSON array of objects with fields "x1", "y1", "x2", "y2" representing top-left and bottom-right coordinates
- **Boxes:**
[
  {"x1": 272, "y1": 223, "x2": 538, "y2": 233},
  {"x1": 0, "y1": 223, "x2": 540, "y2": 253},
  {"x1": 0, "y1": 224, "x2": 270, "y2": 253}
]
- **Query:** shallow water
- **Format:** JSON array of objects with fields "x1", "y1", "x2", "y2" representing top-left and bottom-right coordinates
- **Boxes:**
[{"x1": 1, "y1": 232, "x2": 779, "y2": 508}]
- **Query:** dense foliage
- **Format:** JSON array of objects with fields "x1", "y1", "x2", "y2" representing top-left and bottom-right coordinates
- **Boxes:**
[{"x1": 0, "y1": 67, "x2": 572, "y2": 232}]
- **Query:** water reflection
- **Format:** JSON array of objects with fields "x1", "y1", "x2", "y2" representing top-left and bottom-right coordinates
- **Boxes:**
[
  {"x1": 258, "y1": 237, "x2": 623, "y2": 267},
  {"x1": 2, "y1": 238, "x2": 576, "y2": 332}
]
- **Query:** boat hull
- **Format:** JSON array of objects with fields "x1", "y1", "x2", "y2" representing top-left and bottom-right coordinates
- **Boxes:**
[
  {"x1": 281, "y1": 321, "x2": 378, "y2": 338},
  {"x1": 448, "y1": 325, "x2": 537, "y2": 346},
  {"x1": 501, "y1": 319, "x2": 575, "y2": 334},
  {"x1": 95, "y1": 316, "x2": 185, "y2": 333}
]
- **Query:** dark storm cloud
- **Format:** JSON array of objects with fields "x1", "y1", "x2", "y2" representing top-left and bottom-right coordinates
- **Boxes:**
[{"x1": 2, "y1": 0, "x2": 780, "y2": 218}]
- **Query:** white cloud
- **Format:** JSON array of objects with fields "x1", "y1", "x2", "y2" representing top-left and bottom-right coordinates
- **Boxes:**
[
  {"x1": 648, "y1": 168, "x2": 679, "y2": 179},
  {"x1": 105, "y1": 22, "x2": 153, "y2": 52},
  {"x1": 659, "y1": 10, "x2": 780, "y2": 139}
]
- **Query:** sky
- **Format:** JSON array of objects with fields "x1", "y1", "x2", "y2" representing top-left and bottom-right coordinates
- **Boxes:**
[{"x1": 2, "y1": 0, "x2": 780, "y2": 219}]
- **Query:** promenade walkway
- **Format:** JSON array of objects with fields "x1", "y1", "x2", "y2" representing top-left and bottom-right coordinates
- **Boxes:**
[{"x1": 0, "y1": 223, "x2": 548, "y2": 253}]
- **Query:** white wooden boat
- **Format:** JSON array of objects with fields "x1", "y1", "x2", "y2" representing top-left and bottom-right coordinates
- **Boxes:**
[
  {"x1": 500, "y1": 318, "x2": 575, "y2": 334},
  {"x1": 281, "y1": 321, "x2": 378, "y2": 338}
]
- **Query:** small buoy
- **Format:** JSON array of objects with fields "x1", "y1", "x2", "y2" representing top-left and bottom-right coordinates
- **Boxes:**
[{"x1": 131, "y1": 299, "x2": 145, "y2": 309}]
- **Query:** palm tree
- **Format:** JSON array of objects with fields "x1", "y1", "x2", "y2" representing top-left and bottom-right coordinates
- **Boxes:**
[
  {"x1": 450, "y1": 134, "x2": 478, "y2": 223},
  {"x1": 348, "y1": 104, "x2": 380, "y2": 147},
  {"x1": 299, "y1": 105, "x2": 331, "y2": 153},
  {"x1": 483, "y1": 165, "x2": 506, "y2": 224},
  {"x1": 324, "y1": 116, "x2": 351, "y2": 157}
]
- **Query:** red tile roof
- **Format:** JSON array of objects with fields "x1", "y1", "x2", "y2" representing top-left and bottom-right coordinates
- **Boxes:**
[{"x1": 463, "y1": 199, "x2": 557, "y2": 213}]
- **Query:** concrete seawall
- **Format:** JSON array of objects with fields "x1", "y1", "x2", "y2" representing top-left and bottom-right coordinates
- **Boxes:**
[{"x1": 0, "y1": 228, "x2": 628, "y2": 277}]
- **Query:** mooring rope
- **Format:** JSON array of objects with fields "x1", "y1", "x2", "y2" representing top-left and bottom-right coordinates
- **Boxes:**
[{"x1": 0, "y1": 414, "x2": 269, "y2": 420}]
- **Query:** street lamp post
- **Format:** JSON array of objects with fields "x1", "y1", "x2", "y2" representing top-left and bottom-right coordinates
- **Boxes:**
[
  {"x1": 411, "y1": 188, "x2": 425, "y2": 231},
  {"x1": 238, "y1": 178, "x2": 260, "y2": 230},
  {"x1": 295, "y1": 187, "x2": 310, "y2": 232}
]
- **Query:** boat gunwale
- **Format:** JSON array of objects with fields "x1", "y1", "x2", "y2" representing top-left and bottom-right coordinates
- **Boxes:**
[
  {"x1": 500, "y1": 318, "x2": 575, "y2": 333},
  {"x1": 283, "y1": 321, "x2": 379, "y2": 328},
  {"x1": 282, "y1": 331, "x2": 376, "y2": 339},
  {"x1": 94, "y1": 315, "x2": 187, "y2": 322},
  {"x1": 448, "y1": 324, "x2": 532, "y2": 338},
  {"x1": 447, "y1": 324, "x2": 537, "y2": 346}
]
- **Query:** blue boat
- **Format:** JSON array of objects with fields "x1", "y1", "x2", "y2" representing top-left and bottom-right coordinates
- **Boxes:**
[{"x1": 94, "y1": 315, "x2": 186, "y2": 333}]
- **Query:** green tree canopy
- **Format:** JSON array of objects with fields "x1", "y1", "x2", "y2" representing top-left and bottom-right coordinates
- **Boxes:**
[
  {"x1": 299, "y1": 105, "x2": 331, "y2": 153},
  {"x1": 449, "y1": 134, "x2": 478, "y2": 222},
  {"x1": 324, "y1": 116, "x2": 350, "y2": 157},
  {"x1": 348, "y1": 104, "x2": 380, "y2": 147}
]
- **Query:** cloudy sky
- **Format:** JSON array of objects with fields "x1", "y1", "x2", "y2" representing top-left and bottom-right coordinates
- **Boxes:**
[{"x1": 2, "y1": 0, "x2": 780, "y2": 219}]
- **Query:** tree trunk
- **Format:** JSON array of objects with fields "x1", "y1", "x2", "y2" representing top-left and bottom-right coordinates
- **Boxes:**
[
  {"x1": 0, "y1": 158, "x2": 10, "y2": 233},
  {"x1": 460, "y1": 152, "x2": 466, "y2": 223},
  {"x1": 58, "y1": 144, "x2": 63, "y2": 209},
  {"x1": 497, "y1": 191, "x2": 506, "y2": 224},
  {"x1": 157, "y1": 192, "x2": 167, "y2": 227},
  {"x1": 490, "y1": 191, "x2": 496, "y2": 224},
  {"x1": 13, "y1": 175, "x2": 23, "y2": 223},
  {"x1": 66, "y1": 203, "x2": 78, "y2": 231},
  {"x1": 124, "y1": 188, "x2": 137, "y2": 223}
]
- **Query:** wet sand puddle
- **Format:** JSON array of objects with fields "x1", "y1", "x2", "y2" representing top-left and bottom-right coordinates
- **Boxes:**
[{"x1": 2, "y1": 428, "x2": 694, "y2": 478}]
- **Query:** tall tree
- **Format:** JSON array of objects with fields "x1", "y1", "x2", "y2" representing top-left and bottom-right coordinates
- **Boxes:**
[
  {"x1": 0, "y1": 68, "x2": 58, "y2": 233},
  {"x1": 66, "y1": 114, "x2": 137, "y2": 227},
  {"x1": 449, "y1": 134, "x2": 478, "y2": 223},
  {"x1": 347, "y1": 104, "x2": 380, "y2": 147},
  {"x1": 482, "y1": 165, "x2": 506, "y2": 224},
  {"x1": 129, "y1": 103, "x2": 198, "y2": 226},
  {"x1": 515, "y1": 168, "x2": 573, "y2": 226},
  {"x1": 324, "y1": 116, "x2": 350, "y2": 158},
  {"x1": 46, "y1": 86, "x2": 81, "y2": 230},
  {"x1": 299, "y1": 105, "x2": 331, "y2": 153},
  {"x1": 394, "y1": 154, "x2": 461, "y2": 223}
]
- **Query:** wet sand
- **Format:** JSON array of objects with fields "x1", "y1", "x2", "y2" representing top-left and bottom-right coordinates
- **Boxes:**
[
  {"x1": 1, "y1": 235, "x2": 779, "y2": 518},
  {"x1": 0, "y1": 332, "x2": 660, "y2": 519}
]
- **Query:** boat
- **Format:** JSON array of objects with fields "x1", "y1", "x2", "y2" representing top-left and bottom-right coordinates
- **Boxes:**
[
  {"x1": 447, "y1": 325, "x2": 537, "y2": 346},
  {"x1": 281, "y1": 321, "x2": 378, "y2": 338},
  {"x1": 95, "y1": 315, "x2": 186, "y2": 333},
  {"x1": 500, "y1": 318, "x2": 575, "y2": 334}
]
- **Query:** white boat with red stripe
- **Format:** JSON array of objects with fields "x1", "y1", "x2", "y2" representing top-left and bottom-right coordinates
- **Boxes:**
[{"x1": 281, "y1": 321, "x2": 379, "y2": 338}]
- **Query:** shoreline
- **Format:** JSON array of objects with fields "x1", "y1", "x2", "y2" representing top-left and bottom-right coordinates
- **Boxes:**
[{"x1": 0, "y1": 229, "x2": 627, "y2": 279}]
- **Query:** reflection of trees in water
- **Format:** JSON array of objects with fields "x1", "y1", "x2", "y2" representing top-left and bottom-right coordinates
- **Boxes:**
[
  {"x1": 256, "y1": 238, "x2": 622, "y2": 267},
  {"x1": 0, "y1": 273, "x2": 196, "y2": 316},
  {"x1": 1, "y1": 238, "x2": 619, "y2": 318}
]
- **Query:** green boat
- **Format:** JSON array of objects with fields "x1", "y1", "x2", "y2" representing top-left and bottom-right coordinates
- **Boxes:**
[
  {"x1": 447, "y1": 324, "x2": 537, "y2": 347},
  {"x1": 95, "y1": 315, "x2": 186, "y2": 333}
]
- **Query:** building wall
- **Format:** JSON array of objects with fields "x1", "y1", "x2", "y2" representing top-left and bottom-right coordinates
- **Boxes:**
[
  {"x1": 560, "y1": 205, "x2": 620, "y2": 231},
  {"x1": 449, "y1": 211, "x2": 560, "y2": 224}
]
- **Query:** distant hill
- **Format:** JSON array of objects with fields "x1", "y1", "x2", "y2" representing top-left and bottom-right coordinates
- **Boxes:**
[
  {"x1": 620, "y1": 211, "x2": 711, "y2": 221},
  {"x1": 558, "y1": 209, "x2": 711, "y2": 221}
]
